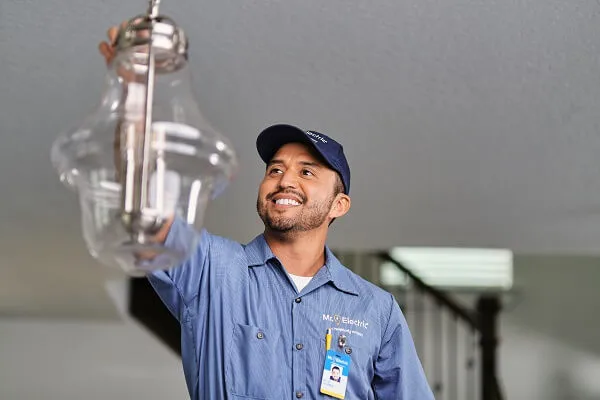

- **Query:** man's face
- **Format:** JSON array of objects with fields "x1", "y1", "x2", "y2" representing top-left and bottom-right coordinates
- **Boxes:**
[
  {"x1": 332, "y1": 368, "x2": 340, "y2": 379},
  {"x1": 256, "y1": 142, "x2": 343, "y2": 234}
]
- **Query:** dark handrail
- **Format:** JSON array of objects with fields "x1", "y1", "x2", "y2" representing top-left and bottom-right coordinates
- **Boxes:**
[{"x1": 377, "y1": 252, "x2": 478, "y2": 330}]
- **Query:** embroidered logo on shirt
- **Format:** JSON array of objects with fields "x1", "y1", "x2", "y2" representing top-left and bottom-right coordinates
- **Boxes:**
[{"x1": 322, "y1": 314, "x2": 369, "y2": 330}]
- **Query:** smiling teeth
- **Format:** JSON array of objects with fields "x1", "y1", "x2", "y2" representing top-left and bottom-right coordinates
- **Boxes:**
[{"x1": 275, "y1": 199, "x2": 300, "y2": 206}]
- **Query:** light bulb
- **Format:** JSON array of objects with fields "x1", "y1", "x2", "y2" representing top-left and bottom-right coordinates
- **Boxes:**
[{"x1": 51, "y1": 14, "x2": 237, "y2": 276}]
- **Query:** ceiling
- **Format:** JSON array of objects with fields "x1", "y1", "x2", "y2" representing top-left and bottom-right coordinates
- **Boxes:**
[{"x1": 2, "y1": 0, "x2": 600, "y2": 317}]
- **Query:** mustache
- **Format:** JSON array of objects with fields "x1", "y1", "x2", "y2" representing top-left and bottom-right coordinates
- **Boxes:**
[{"x1": 266, "y1": 189, "x2": 306, "y2": 203}]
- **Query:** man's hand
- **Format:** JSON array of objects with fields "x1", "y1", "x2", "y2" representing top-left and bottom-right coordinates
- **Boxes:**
[
  {"x1": 98, "y1": 23, "x2": 122, "y2": 65},
  {"x1": 98, "y1": 19, "x2": 151, "y2": 66}
]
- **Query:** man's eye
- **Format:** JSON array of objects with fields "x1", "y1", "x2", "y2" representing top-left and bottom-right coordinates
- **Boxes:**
[
  {"x1": 269, "y1": 168, "x2": 282, "y2": 174},
  {"x1": 302, "y1": 169, "x2": 314, "y2": 176}
]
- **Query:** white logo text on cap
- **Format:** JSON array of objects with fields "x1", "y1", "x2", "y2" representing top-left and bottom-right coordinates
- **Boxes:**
[{"x1": 306, "y1": 131, "x2": 328, "y2": 144}]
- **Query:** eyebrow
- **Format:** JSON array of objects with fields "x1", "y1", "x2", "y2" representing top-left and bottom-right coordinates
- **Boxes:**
[{"x1": 268, "y1": 159, "x2": 322, "y2": 168}]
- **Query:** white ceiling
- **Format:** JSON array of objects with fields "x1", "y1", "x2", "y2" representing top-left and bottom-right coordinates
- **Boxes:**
[{"x1": 2, "y1": 0, "x2": 600, "y2": 317}]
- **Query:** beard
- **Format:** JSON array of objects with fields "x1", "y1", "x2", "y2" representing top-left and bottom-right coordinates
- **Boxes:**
[{"x1": 256, "y1": 189, "x2": 335, "y2": 234}]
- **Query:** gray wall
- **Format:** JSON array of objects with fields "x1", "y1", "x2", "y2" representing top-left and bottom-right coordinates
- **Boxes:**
[
  {"x1": 0, "y1": 279, "x2": 188, "y2": 400},
  {"x1": 0, "y1": 317, "x2": 188, "y2": 400},
  {"x1": 500, "y1": 255, "x2": 600, "y2": 400}
]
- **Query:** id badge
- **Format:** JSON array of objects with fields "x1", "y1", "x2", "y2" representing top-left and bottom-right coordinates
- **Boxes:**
[{"x1": 319, "y1": 349, "x2": 351, "y2": 399}]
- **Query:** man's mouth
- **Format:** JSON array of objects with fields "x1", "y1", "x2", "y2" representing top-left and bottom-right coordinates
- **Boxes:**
[
  {"x1": 269, "y1": 192, "x2": 304, "y2": 207},
  {"x1": 274, "y1": 198, "x2": 301, "y2": 206}
]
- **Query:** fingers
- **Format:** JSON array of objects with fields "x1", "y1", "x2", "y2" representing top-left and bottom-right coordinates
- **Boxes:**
[
  {"x1": 99, "y1": 19, "x2": 149, "y2": 64},
  {"x1": 98, "y1": 41, "x2": 114, "y2": 64},
  {"x1": 99, "y1": 21, "x2": 126, "y2": 64},
  {"x1": 106, "y1": 20, "x2": 130, "y2": 45},
  {"x1": 107, "y1": 26, "x2": 120, "y2": 45}
]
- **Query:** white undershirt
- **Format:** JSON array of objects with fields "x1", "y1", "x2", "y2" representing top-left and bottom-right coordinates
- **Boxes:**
[{"x1": 289, "y1": 273, "x2": 314, "y2": 292}]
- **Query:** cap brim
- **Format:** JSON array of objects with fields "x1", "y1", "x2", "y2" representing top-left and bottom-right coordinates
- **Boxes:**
[{"x1": 256, "y1": 124, "x2": 331, "y2": 167}]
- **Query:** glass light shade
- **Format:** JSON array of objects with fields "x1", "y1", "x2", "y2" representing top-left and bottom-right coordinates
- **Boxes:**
[{"x1": 51, "y1": 17, "x2": 237, "y2": 276}]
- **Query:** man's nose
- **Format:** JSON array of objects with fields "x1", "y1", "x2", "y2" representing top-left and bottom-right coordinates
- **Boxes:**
[{"x1": 278, "y1": 170, "x2": 298, "y2": 189}]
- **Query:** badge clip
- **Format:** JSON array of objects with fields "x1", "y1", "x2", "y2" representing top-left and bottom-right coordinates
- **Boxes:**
[{"x1": 337, "y1": 334, "x2": 347, "y2": 349}]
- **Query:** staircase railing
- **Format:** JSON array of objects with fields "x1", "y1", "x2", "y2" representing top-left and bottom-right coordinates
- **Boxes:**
[
  {"x1": 378, "y1": 252, "x2": 504, "y2": 400},
  {"x1": 333, "y1": 250, "x2": 504, "y2": 400}
]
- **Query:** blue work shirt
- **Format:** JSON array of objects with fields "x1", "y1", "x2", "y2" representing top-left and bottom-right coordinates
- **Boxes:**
[{"x1": 148, "y1": 218, "x2": 434, "y2": 400}]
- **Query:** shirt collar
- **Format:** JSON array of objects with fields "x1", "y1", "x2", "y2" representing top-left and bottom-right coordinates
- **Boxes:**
[
  {"x1": 323, "y1": 246, "x2": 360, "y2": 296},
  {"x1": 244, "y1": 233, "x2": 277, "y2": 266},
  {"x1": 244, "y1": 234, "x2": 360, "y2": 296}
]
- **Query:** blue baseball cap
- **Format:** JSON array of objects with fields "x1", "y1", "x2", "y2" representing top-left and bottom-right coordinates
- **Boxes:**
[{"x1": 256, "y1": 124, "x2": 351, "y2": 194}]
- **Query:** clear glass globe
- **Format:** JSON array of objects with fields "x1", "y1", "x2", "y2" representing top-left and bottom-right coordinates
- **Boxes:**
[{"x1": 51, "y1": 17, "x2": 237, "y2": 276}]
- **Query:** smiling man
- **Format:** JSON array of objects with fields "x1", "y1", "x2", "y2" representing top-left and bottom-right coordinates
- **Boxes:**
[
  {"x1": 145, "y1": 125, "x2": 434, "y2": 400},
  {"x1": 100, "y1": 28, "x2": 434, "y2": 400}
]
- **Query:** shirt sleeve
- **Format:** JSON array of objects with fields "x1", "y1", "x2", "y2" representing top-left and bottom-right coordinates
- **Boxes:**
[
  {"x1": 146, "y1": 217, "x2": 211, "y2": 322},
  {"x1": 372, "y1": 293, "x2": 435, "y2": 400}
]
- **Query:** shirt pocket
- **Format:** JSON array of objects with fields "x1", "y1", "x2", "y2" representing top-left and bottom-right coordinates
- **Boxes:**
[{"x1": 226, "y1": 323, "x2": 282, "y2": 400}]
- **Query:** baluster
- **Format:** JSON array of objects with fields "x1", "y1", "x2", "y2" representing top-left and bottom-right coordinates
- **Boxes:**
[
  {"x1": 433, "y1": 300, "x2": 444, "y2": 398},
  {"x1": 466, "y1": 327, "x2": 477, "y2": 400},
  {"x1": 449, "y1": 314, "x2": 458, "y2": 400}
]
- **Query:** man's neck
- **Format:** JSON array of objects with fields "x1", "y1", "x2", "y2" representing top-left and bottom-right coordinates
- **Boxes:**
[{"x1": 264, "y1": 228, "x2": 328, "y2": 277}]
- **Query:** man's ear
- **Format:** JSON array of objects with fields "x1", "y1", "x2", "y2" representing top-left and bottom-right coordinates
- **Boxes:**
[{"x1": 329, "y1": 194, "x2": 351, "y2": 219}]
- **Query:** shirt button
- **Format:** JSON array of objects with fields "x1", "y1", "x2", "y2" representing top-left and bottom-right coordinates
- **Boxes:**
[
  {"x1": 295, "y1": 343, "x2": 303, "y2": 350},
  {"x1": 295, "y1": 297, "x2": 302, "y2": 303},
  {"x1": 256, "y1": 332, "x2": 264, "y2": 340},
  {"x1": 296, "y1": 391, "x2": 304, "y2": 398}
]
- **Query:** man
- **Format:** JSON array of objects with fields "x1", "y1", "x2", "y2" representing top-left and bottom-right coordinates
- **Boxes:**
[{"x1": 99, "y1": 26, "x2": 434, "y2": 400}]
